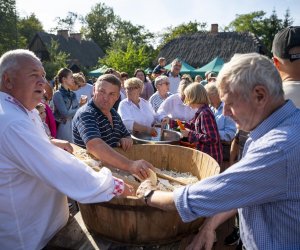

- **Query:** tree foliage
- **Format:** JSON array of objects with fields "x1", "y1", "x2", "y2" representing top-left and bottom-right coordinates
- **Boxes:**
[
  {"x1": 43, "y1": 39, "x2": 69, "y2": 80},
  {"x1": 83, "y1": 3, "x2": 116, "y2": 53},
  {"x1": 0, "y1": 0, "x2": 17, "y2": 55},
  {"x1": 99, "y1": 41, "x2": 154, "y2": 76},
  {"x1": 226, "y1": 9, "x2": 293, "y2": 52},
  {"x1": 17, "y1": 14, "x2": 44, "y2": 48},
  {"x1": 83, "y1": 2, "x2": 154, "y2": 53},
  {"x1": 158, "y1": 21, "x2": 207, "y2": 48},
  {"x1": 51, "y1": 12, "x2": 81, "y2": 33}
]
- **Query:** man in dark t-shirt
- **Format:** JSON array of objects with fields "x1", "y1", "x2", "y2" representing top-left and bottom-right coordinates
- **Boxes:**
[{"x1": 72, "y1": 74, "x2": 153, "y2": 180}]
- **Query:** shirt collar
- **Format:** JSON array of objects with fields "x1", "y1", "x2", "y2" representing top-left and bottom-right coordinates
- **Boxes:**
[
  {"x1": 249, "y1": 100, "x2": 296, "y2": 141},
  {"x1": 2, "y1": 92, "x2": 29, "y2": 115}
]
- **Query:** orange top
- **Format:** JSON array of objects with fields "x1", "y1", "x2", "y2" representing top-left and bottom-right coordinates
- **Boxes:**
[{"x1": 176, "y1": 119, "x2": 185, "y2": 130}]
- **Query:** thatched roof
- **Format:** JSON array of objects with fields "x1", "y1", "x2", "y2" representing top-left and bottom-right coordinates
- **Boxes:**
[
  {"x1": 157, "y1": 31, "x2": 269, "y2": 68},
  {"x1": 29, "y1": 31, "x2": 104, "y2": 68}
]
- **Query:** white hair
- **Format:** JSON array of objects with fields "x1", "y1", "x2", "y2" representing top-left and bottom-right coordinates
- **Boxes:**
[
  {"x1": 204, "y1": 82, "x2": 219, "y2": 96},
  {"x1": 0, "y1": 49, "x2": 40, "y2": 87},
  {"x1": 154, "y1": 75, "x2": 169, "y2": 87},
  {"x1": 216, "y1": 53, "x2": 283, "y2": 100}
]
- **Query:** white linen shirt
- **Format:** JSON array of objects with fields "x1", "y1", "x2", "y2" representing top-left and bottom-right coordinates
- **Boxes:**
[
  {"x1": 168, "y1": 74, "x2": 181, "y2": 94},
  {"x1": 157, "y1": 93, "x2": 197, "y2": 121},
  {"x1": 0, "y1": 92, "x2": 119, "y2": 250},
  {"x1": 74, "y1": 83, "x2": 94, "y2": 102},
  {"x1": 118, "y1": 98, "x2": 160, "y2": 131}
]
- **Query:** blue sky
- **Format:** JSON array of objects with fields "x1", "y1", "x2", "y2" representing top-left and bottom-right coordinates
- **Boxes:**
[{"x1": 17, "y1": 0, "x2": 300, "y2": 33}]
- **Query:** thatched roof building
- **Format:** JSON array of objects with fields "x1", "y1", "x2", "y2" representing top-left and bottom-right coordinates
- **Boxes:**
[
  {"x1": 28, "y1": 30, "x2": 105, "y2": 71},
  {"x1": 157, "y1": 24, "x2": 269, "y2": 68}
]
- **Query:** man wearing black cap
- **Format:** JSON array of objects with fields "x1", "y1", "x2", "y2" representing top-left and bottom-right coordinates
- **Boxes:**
[{"x1": 272, "y1": 26, "x2": 300, "y2": 108}]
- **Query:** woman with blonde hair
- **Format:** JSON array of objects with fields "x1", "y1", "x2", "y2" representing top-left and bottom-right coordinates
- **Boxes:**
[
  {"x1": 118, "y1": 77, "x2": 167, "y2": 136},
  {"x1": 181, "y1": 82, "x2": 223, "y2": 164}
]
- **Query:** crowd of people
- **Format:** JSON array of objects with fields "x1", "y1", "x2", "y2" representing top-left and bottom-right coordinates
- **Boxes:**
[{"x1": 0, "y1": 26, "x2": 300, "y2": 249}]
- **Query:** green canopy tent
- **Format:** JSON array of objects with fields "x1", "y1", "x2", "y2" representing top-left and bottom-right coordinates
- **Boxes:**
[
  {"x1": 144, "y1": 67, "x2": 153, "y2": 74},
  {"x1": 164, "y1": 60, "x2": 196, "y2": 76},
  {"x1": 88, "y1": 65, "x2": 109, "y2": 77},
  {"x1": 193, "y1": 57, "x2": 225, "y2": 78}
]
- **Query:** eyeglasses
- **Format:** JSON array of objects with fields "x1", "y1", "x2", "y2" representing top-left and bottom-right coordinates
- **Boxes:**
[
  {"x1": 125, "y1": 86, "x2": 140, "y2": 91},
  {"x1": 158, "y1": 82, "x2": 170, "y2": 86}
]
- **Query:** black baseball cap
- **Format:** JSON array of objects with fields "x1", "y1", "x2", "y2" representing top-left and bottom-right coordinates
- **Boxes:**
[{"x1": 272, "y1": 26, "x2": 300, "y2": 61}]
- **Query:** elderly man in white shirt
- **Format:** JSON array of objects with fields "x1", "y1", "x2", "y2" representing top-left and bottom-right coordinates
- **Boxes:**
[
  {"x1": 166, "y1": 58, "x2": 182, "y2": 94},
  {"x1": 0, "y1": 49, "x2": 134, "y2": 250}
]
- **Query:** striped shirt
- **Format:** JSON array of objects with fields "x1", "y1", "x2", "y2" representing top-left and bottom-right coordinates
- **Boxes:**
[
  {"x1": 185, "y1": 104, "x2": 223, "y2": 164},
  {"x1": 174, "y1": 100, "x2": 300, "y2": 250},
  {"x1": 72, "y1": 100, "x2": 130, "y2": 148},
  {"x1": 149, "y1": 91, "x2": 172, "y2": 112}
]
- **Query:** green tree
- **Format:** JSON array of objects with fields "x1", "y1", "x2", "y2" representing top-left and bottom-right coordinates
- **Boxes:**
[
  {"x1": 0, "y1": 0, "x2": 17, "y2": 54},
  {"x1": 51, "y1": 12, "x2": 80, "y2": 33},
  {"x1": 83, "y1": 2, "x2": 154, "y2": 53},
  {"x1": 283, "y1": 8, "x2": 293, "y2": 28},
  {"x1": 226, "y1": 9, "x2": 294, "y2": 52},
  {"x1": 158, "y1": 21, "x2": 207, "y2": 48},
  {"x1": 83, "y1": 3, "x2": 116, "y2": 52},
  {"x1": 113, "y1": 19, "x2": 154, "y2": 49},
  {"x1": 17, "y1": 14, "x2": 44, "y2": 48},
  {"x1": 99, "y1": 41, "x2": 154, "y2": 75},
  {"x1": 43, "y1": 39, "x2": 70, "y2": 80}
]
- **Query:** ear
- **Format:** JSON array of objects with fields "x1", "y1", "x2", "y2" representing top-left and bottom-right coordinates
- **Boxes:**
[
  {"x1": 252, "y1": 85, "x2": 268, "y2": 108},
  {"x1": 272, "y1": 56, "x2": 281, "y2": 70},
  {"x1": 2, "y1": 72, "x2": 13, "y2": 90}
]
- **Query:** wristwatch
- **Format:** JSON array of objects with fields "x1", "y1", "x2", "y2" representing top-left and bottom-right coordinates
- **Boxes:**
[{"x1": 144, "y1": 190, "x2": 155, "y2": 205}]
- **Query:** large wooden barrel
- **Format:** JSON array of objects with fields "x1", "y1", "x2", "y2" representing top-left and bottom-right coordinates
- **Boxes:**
[{"x1": 79, "y1": 144, "x2": 220, "y2": 245}]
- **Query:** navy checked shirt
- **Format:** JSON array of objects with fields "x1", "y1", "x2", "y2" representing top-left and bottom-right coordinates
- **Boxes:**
[
  {"x1": 72, "y1": 100, "x2": 130, "y2": 148},
  {"x1": 174, "y1": 100, "x2": 300, "y2": 250},
  {"x1": 185, "y1": 104, "x2": 223, "y2": 164}
]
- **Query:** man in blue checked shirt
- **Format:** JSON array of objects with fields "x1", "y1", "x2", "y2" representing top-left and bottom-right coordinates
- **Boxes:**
[{"x1": 137, "y1": 53, "x2": 300, "y2": 250}]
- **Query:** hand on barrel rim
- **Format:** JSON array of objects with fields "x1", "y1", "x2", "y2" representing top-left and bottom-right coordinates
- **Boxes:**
[
  {"x1": 136, "y1": 179, "x2": 157, "y2": 199},
  {"x1": 129, "y1": 159, "x2": 154, "y2": 180}
]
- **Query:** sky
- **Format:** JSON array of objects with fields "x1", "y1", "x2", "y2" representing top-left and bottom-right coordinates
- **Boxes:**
[{"x1": 17, "y1": 0, "x2": 300, "y2": 34}]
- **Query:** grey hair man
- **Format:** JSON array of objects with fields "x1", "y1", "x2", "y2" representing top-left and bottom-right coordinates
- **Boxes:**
[
  {"x1": 0, "y1": 50, "x2": 134, "y2": 249},
  {"x1": 272, "y1": 26, "x2": 300, "y2": 108},
  {"x1": 137, "y1": 53, "x2": 300, "y2": 250},
  {"x1": 166, "y1": 58, "x2": 182, "y2": 94}
]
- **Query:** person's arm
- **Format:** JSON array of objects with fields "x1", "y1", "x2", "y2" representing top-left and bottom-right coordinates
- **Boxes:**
[
  {"x1": 50, "y1": 138, "x2": 73, "y2": 153},
  {"x1": 186, "y1": 210, "x2": 237, "y2": 250},
  {"x1": 86, "y1": 138, "x2": 151, "y2": 180},
  {"x1": 187, "y1": 110, "x2": 219, "y2": 144},
  {"x1": 3, "y1": 120, "x2": 127, "y2": 203},
  {"x1": 218, "y1": 116, "x2": 237, "y2": 142}
]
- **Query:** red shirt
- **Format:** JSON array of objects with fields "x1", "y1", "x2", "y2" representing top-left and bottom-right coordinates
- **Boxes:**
[
  {"x1": 44, "y1": 103, "x2": 57, "y2": 138},
  {"x1": 185, "y1": 104, "x2": 223, "y2": 164}
]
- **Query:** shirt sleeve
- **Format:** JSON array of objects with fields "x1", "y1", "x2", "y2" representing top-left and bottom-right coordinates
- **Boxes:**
[
  {"x1": 173, "y1": 139, "x2": 287, "y2": 222},
  {"x1": 114, "y1": 110, "x2": 131, "y2": 138},
  {"x1": 118, "y1": 101, "x2": 135, "y2": 131},
  {"x1": 76, "y1": 111, "x2": 103, "y2": 144},
  {"x1": 188, "y1": 110, "x2": 219, "y2": 145},
  {"x1": 219, "y1": 116, "x2": 237, "y2": 141},
  {"x1": 2, "y1": 120, "x2": 124, "y2": 203}
]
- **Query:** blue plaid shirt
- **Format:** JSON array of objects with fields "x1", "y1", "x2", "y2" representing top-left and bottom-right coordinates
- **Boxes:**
[
  {"x1": 174, "y1": 100, "x2": 300, "y2": 250},
  {"x1": 72, "y1": 100, "x2": 130, "y2": 148}
]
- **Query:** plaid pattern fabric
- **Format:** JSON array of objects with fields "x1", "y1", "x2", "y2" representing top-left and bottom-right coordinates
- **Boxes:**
[
  {"x1": 185, "y1": 104, "x2": 223, "y2": 164},
  {"x1": 112, "y1": 178, "x2": 125, "y2": 196}
]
